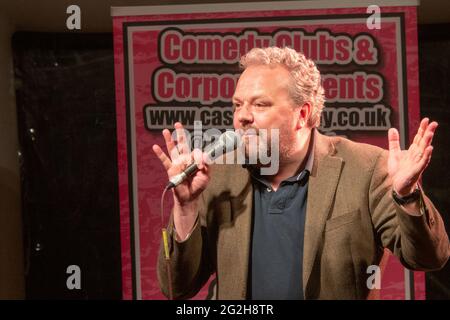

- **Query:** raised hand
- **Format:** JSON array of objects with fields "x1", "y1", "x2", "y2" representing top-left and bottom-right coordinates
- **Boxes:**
[
  {"x1": 152, "y1": 122, "x2": 210, "y2": 207},
  {"x1": 388, "y1": 118, "x2": 438, "y2": 197}
]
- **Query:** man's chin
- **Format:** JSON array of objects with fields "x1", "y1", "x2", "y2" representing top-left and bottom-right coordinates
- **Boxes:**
[{"x1": 244, "y1": 150, "x2": 274, "y2": 167}]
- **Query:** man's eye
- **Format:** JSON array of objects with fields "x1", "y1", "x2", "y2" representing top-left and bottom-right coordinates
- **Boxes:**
[
  {"x1": 233, "y1": 103, "x2": 241, "y2": 110},
  {"x1": 255, "y1": 103, "x2": 268, "y2": 107}
]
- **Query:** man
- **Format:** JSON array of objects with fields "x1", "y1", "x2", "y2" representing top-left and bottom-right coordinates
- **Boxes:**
[{"x1": 152, "y1": 47, "x2": 449, "y2": 299}]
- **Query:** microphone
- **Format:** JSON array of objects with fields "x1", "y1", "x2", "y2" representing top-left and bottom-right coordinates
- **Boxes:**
[{"x1": 166, "y1": 131, "x2": 239, "y2": 189}]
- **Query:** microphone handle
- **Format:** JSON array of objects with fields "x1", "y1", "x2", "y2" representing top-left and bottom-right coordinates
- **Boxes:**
[{"x1": 166, "y1": 163, "x2": 199, "y2": 189}]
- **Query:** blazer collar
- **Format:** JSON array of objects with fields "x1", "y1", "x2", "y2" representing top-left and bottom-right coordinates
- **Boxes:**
[{"x1": 303, "y1": 130, "x2": 344, "y2": 298}]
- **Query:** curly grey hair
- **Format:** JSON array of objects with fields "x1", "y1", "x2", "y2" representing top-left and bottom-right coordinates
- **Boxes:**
[{"x1": 240, "y1": 46, "x2": 325, "y2": 127}]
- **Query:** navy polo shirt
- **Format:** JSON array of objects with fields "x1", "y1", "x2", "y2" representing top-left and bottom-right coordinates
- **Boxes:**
[{"x1": 249, "y1": 145, "x2": 314, "y2": 300}]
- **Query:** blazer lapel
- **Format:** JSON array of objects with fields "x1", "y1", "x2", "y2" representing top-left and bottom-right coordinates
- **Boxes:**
[
  {"x1": 230, "y1": 180, "x2": 253, "y2": 299},
  {"x1": 303, "y1": 131, "x2": 344, "y2": 298},
  {"x1": 218, "y1": 166, "x2": 253, "y2": 299}
]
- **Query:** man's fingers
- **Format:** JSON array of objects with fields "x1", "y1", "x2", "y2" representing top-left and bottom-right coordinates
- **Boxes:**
[
  {"x1": 174, "y1": 122, "x2": 189, "y2": 155},
  {"x1": 203, "y1": 152, "x2": 211, "y2": 165},
  {"x1": 152, "y1": 144, "x2": 172, "y2": 171},
  {"x1": 192, "y1": 148, "x2": 206, "y2": 170},
  {"x1": 164, "y1": 129, "x2": 181, "y2": 160},
  {"x1": 418, "y1": 145, "x2": 433, "y2": 168},
  {"x1": 419, "y1": 121, "x2": 438, "y2": 151},
  {"x1": 162, "y1": 129, "x2": 176, "y2": 157},
  {"x1": 413, "y1": 118, "x2": 429, "y2": 145},
  {"x1": 388, "y1": 128, "x2": 401, "y2": 153}
]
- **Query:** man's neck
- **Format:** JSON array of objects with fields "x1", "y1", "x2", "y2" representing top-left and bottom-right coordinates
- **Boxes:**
[{"x1": 266, "y1": 128, "x2": 313, "y2": 191}]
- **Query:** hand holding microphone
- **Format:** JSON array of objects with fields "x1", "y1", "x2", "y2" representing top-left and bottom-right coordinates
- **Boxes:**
[
  {"x1": 166, "y1": 129, "x2": 238, "y2": 189},
  {"x1": 152, "y1": 122, "x2": 238, "y2": 240}
]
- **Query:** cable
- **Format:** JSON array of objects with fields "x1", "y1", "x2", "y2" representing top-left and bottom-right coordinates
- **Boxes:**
[{"x1": 160, "y1": 185, "x2": 174, "y2": 300}]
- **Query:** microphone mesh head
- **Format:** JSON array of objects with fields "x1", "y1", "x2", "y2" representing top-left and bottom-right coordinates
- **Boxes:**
[
  {"x1": 205, "y1": 131, "x2": 239, "y2": 161},
  {"x1": 221, "y1": 130, "x2": 239, "y2": 149}
]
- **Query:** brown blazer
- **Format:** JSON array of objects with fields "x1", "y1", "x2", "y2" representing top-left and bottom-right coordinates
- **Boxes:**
[{"x1": 158, "y1": 130, "x2": 449, "y2": 299}]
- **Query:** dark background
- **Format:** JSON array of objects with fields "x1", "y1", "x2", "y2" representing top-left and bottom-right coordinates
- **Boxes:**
[
  {"x1": 11, "y1": 24, "x2": 450, "y2": 299},
  {"x1": 418, "y1": 24, "x2": 450, "y2": 300},
  {"x1": 13, "y1": 32, "x2": 121, "y2": 299}
]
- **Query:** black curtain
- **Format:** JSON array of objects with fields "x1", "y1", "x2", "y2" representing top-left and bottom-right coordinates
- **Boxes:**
[
  {"x1": 419, "y1": 23, "x2": 450, "y2": 299},
  {"x1": 13, "y1": 32, "x2": 122, "y2": 299}
]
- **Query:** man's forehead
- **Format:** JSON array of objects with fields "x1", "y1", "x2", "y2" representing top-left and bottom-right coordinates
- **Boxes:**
[{"x1": 232, "y1": 92, "x2": 269, "y2": 101}]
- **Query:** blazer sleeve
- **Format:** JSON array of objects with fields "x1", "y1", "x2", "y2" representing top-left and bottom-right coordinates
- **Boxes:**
[
  {"x1": 157, "y1": 191, "x2": 213, "y2": 299},
  {"x1": 369, "y1": 150, "x2": 450, "y2": 271}
]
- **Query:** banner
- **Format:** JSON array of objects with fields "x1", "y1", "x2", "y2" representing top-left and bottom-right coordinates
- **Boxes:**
[{"x1": 112, "y1": 0, "x2": 423, "y2": 300}]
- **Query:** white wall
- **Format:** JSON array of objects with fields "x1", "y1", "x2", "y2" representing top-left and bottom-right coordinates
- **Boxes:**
[{"x1": 0, "y1": 12, "x2": 25, "y2": 299}]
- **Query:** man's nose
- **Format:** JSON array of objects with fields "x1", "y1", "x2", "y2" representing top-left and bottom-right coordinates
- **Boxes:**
[{"x1": 236, "y1": 104, "x2": 254, "y2": 126}]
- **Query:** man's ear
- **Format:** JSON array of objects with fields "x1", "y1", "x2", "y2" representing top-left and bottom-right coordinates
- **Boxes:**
[{"x1": 296, "y1": 102, "x2": 312, "y2": 129}]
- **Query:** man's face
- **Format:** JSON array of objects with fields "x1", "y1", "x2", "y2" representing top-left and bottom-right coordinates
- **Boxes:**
[{"x1": 232, "y1": 64, "x2": 299, "y2": 163}]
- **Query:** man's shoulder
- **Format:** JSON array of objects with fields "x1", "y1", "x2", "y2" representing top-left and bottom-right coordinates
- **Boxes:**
[{"x1": 327, "y1": 134, "x2": 387, "y2": 169}]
